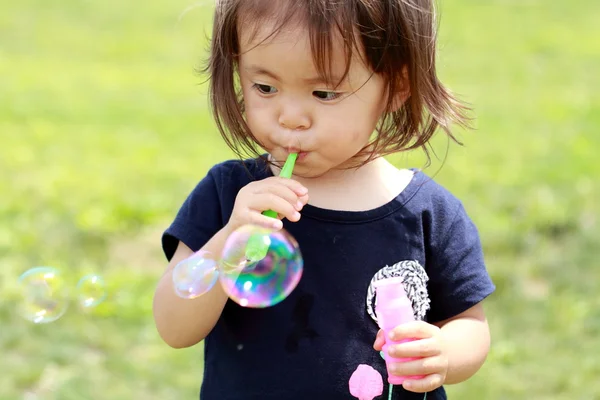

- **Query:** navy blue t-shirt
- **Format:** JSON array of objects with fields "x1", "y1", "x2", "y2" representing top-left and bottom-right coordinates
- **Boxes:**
[{"x1": 162, "y1": 157, "x2": 495, "y2": 400}]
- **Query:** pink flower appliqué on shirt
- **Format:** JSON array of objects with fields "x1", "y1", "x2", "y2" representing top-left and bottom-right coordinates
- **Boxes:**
[{"x1": 349, "y1": 364, "x2": 384, "y2": 400}]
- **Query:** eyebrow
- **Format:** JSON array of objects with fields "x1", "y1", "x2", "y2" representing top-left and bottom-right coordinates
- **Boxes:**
[{"x1": 243, "y1": 65, "x2": 346, "y2": 86}]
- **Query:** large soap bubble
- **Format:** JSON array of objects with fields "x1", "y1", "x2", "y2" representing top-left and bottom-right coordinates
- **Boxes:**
[{"x1": 219, "y1": 225, "x2": 303, "y2": 308}]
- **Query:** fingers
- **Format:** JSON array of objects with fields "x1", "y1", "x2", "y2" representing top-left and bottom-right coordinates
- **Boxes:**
[
  {"x1": 373, "y1": 329, "x2": 385, "y2": 351},
  {"x1": 388, "y1": 338, "x2": 441, "y2": 358},
  {"x1": 402, "y1": 373, "x2": 445, "y2": 393},
  {"x1": 387, "y1": 356, "x2": 447, "y2": 382},
  {"x1": 254, "y1": 182, "x2": 307, "y2": 211},
  {"x1": 389, "y1": 321, "x2": 440, "y2": 341},
  {"x1": 231, "y1": 178, "x2": 309, "y2": 231},
  {"x1": 245, "y1": 212, "x2": 284, "y2": 230},
  {"x1": 297, "y1": 192, "x2": 309, "y2": 206},
  {"x1": 247, "y1": 193, "x2": 301, "y2": 222},
  {"x1": 269, "y1": 177, "x2": 309, "y2": 198},
  {"x1": 266, "y1": 177, "x2": 309, "y2": 208},
  {"x1": 246, "y1": 178, "x2": 309, "y2": 223},
  {"x1": 252, "y1": 177, "x2": 307, "y2": 198}
]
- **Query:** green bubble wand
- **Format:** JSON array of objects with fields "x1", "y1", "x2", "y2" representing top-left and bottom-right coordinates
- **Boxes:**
[{"x1": 245, "y1": 153, "x2": 298, "y2": 263}]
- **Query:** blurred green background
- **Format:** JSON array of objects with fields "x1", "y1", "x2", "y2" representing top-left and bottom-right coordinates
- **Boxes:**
[{"x1": 1, "y1": 0, "x2": 599, "y2": 399}]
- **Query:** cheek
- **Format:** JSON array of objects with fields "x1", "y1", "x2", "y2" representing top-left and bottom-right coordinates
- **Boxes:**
[
  {"x1": 344, "y1": 106, "x2": 381, "y2": 140},
  {"x1": 243, "y1": 94, "x2": 271, "y2": 129},
  {"x1": 316, "y1": 106, "x2": 375, "y2": 146}
]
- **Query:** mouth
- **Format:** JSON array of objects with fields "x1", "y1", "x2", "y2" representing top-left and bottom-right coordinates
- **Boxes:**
[
  {"x1": 283, "y1": 147, "x2": 308, "y2": 161},
  {"x1": 295, "y1": 151, "x2": 309, "y2": 161}
]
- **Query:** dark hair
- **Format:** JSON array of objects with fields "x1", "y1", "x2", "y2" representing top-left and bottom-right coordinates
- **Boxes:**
[{"x1": 202, "y1": 0, "x2": 470, "y2": 164}]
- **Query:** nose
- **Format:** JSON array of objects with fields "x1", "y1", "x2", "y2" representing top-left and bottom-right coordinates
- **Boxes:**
[{"x1": 278, "y1": 101, "x2": 311, "y2": 131}]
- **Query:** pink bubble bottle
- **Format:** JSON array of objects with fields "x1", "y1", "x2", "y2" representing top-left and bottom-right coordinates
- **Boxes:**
[{"x1": 374, "y1": 277, "x2": 425, "y2": 385}]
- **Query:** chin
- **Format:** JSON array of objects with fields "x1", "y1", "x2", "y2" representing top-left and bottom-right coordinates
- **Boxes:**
[{"x1": 292, "y1": 165, "x2": 333, "y2": 179}]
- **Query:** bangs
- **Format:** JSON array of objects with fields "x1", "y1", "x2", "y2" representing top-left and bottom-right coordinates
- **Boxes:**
[{"x1": 234, "y1": 0, "x2": 361, "y2": 88}]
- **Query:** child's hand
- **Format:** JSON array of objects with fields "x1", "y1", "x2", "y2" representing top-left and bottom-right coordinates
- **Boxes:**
[
  {"x1": 227, "y1": 177, "x2": 309, "y2": 231},
  {"x1": 373, "y1": 321, "x2": 449, "y2": 393}
]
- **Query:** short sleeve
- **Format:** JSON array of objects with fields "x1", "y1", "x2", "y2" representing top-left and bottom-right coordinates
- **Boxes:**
[
  {"x1": 425, "y1": 202, "x2": 495, "y2": 323},
  {"x1": 161, "y1": 168, "x2": 225, "y2": 261}
]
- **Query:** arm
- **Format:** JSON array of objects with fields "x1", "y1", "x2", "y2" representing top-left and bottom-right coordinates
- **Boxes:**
[
  {"x1": 434, "y1": 303, "x2": 490, "y2": 384},
  {"x1": 153, "y1": 176, "x2": 309, "y2": 349},
  {"x1": 152, "y1": 226, "x2": 233, "y2": 349}
]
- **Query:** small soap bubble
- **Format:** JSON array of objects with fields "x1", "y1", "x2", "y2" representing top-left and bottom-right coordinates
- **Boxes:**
[
  {"x1": 18, "y1": 267, "x2": 69, "y2": 324},
  {"x1": 172, "y1": 251, "x2": 218, "y2": 299},
  {"x1": 219, "y1": 225, "x2": 303, "y2": 308},
  {"x1": 76, "y1": 274, "x2": 107, "y2": 308}
]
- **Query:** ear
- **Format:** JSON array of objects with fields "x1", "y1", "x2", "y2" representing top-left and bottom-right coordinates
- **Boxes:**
[{"x1": 390, "y1": 65, "x2": 410, "y2": 112}]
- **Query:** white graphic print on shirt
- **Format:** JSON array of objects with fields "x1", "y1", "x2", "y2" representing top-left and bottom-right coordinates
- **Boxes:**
[{"x1": 365, "y1": 260, "x2": 431, "y2": 323}]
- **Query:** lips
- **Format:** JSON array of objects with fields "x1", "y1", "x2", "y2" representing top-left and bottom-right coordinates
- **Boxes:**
[
  {"x1": 283, "y1": 148, "x2": 309, "y2": 161},
  {"x1": 294, "y1": 152, "x2": 309, "y2": 161}
]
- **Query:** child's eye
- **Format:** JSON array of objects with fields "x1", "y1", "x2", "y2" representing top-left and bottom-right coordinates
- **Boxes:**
[
  {"x1": 313, "y1": 91, "x2": 343, "y2": 101},
  {"x1": 253, "y1": 84, "x2": 277, "y2": 95}
]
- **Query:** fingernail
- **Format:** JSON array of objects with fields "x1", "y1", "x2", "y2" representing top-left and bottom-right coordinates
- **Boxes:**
[
  {"x1": 293, "y1": 211, "x2": 301, "y2": 219},
  {"x1": 272, "y1": 220, "x2": 283, "y2": 229},
  {"x1": 295, "y1": 201, "x2": 303, "y2": 210},
  {"x1": 389, "y1": 331, "x2": 396, "y2": 340},
  {"x1": 298, "y1": 187, "x2": 308, "y2": 195}
]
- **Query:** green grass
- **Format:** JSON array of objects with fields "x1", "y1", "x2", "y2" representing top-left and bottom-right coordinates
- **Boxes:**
[{"x1": 1, "y1": 0, "x2": 599, "y2": 398}]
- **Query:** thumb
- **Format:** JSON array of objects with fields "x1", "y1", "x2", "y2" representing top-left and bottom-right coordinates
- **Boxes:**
[{"x1": 373, "y1": 329, "x2": 386, "y2": 351}]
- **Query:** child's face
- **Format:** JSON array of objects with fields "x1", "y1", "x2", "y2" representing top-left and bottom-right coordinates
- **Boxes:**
[{"x1": 238, "y1": 22, "x2": 388, "y2": 178}]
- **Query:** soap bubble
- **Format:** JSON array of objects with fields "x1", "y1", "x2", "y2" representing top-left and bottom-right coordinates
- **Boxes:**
[
  {"x1": 17, "y1": 267, "x2": 69, "y2": 324},
  {"x1": 172, "y1": 251, "x2": 218, "y2": 299},
  {"x1": 76, "y1": 274, "x2": 107, "y2": 308},
  {"x1": 219, "y1": 225, "x2": 303, "y2": 308}
]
